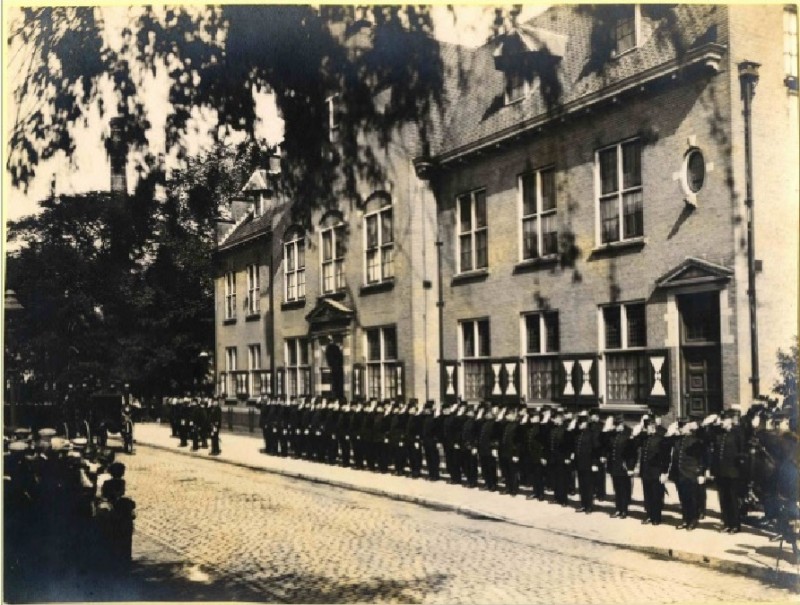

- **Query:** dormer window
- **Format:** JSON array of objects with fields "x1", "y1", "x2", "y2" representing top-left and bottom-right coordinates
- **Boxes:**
[
  {"x1": 614, "y1": 5, "x2": 640, "y2": 56},
  {"x1": 505, "y1": 68, "x2": 529, "y2": 105}
]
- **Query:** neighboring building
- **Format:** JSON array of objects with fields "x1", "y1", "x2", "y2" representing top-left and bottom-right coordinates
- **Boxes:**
[
  {"x1": 214, "y1": 5, "x2": 798, "y2": 419},
  {"x1": 416, "y1": 4, "x2": 798, "y2": 419}
]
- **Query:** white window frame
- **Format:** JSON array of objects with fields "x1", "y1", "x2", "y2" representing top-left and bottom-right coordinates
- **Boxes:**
[
  {"x1": 284, "y1": 233, "x2": 306, "y2": 302},
  {"x1": 785, "y1": 6, "x2": 798, "y2": 79},
  {"x1": 320, "y1": 224, "x2": 346, "y2": 294},
  {"x1": 459, "y1": 318, "x2": 490, "y2": 401},
  {"x1": 364, "y1": 203, "x2": 394, "y2": 284},
  {"x1": 224, "y1": 271, "x2": 237, "y2": 320},
  {"x1": 456, "y1": 189, "x2": 488, "y2": 274},
  {"x1": 613, "y1": 4, "x2": 641, "y2": 57},
  {"x1": 595, "y1": 138, "x2": 644, "y2": 246},
  {"x1": 518, "y1": 166, "x2": 558, "y2": 261},
  {"x1": 521, "y1": 311, "x2": 560, "y2": 402},
  {"x1": 599, "y1": 301, "x2": 649, "y2": 405},
  {"x1": 285, "y1": 338, "x2": 310, "y2": 398},
  {"x1": 247, "y1": 264, "x2": 260, "y2": 315},
  {"x1": 248, "y1": 344, "x2": 262, "y2": 395},
  {"x1": 225, "y1": 346, "x2": 237, "y2": 396},
  {"x1": 365, "y1": 326, "x2": 398, "y2": 400}
]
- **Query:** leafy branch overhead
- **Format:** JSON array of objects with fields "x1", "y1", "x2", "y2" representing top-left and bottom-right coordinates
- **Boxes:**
[{"x1": 7, "y1": 5, "x2": 446, "y2": 208}]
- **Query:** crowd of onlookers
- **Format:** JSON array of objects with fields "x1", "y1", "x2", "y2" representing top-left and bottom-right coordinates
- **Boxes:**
[
  {"x1": 251, "y1": 397, "x2": 797, "y2": 539},
  {"x1": 4, "y1": 426, "x2": 136, "y2": 599}
]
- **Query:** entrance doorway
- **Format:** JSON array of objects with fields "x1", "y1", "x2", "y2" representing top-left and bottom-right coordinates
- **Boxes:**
[
  {"x1": 678, "y1": 291, "x2": 722, "y2": 416},
  {"x1": 325, "y1": 342, "x2": 345, "y2": 400}
]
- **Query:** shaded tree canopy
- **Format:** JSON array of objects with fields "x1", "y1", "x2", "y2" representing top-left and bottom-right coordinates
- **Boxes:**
[
  {"x1": 7, "y1": 5, "x2": 450, "y2": 209},
  {"x1": 6, "y1": 140, "x2": 262, "y2": 398}
]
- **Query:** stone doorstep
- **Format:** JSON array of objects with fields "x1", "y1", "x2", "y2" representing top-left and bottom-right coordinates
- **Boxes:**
[{"x1": 127, "y1": 424, "x2": 800, "y2": 588}]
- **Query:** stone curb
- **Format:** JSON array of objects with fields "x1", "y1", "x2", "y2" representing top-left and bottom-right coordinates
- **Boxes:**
[{"x1": 134, "y1": 438, "x2": 800, "y2": 589}]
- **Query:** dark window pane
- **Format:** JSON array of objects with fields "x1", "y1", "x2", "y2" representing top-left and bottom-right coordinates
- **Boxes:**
[
  {"x1": 622, "y1": 190, "x2": 643, "y2": 239},
  {"x1": 322, "y1": 230, "x2": 333, "y2": 261},
  {"x1": 599, "y1": 148, "x2": 618, "y2": 195},
  {"x1": 366, "y1": 215, "x2": 378, "y2": 249},
  {"x1": 299, "y1": 340, "x2": 309, "y2": 366},
  {"x1": 600, "y1": 196, "x2": 620, "y2": 243},
  {"x1": 521, "y1": 173, "x2": 537, "y2": 216},
  {"x1": 526, "y1": 315, "x2": 541, "y2": 354},
  {"x1": 540, "y1": 169, "x2": 556, "y2": 212},
  {"x1": 541, "y1": 213, "x2": 558, "y2": 255},
  {"x1": 462, "y1": 322, "x2": 475, "y2": 358},
  {"x1": 522, "y1": 217, "x2": 538, "y2": 259},
  {"x1": 622, "y1": 140, "x2": 642, "y2": 188},
  {"x1": 381, "y1": 209, "x2": 393, "y2": 243},
  {"x1": 626, "y1": 303, "x2": 647, "y2": 348},
  {"x1": 474, "y1": 191, "x2": 487, "y2": 228},
  {"x1": 604, "y1": 306, "x2": 622, "y2": 350},
  {"x1": 545, "y1": 312, "x2": 560, "y2": 352},
  {"x1": 459, "y1": 196, "x2": 471, "y2": 233},
  {"x1": 383, "y1": 327, "x2": 397, "y2": 360},
  {"x1": 478, "y1": 320, "x2": 490, "y2": 357},
  {"x1": 335, "y1": 227, "x2": 346, "y2": 258},
  {"x1": 475, "y1": 230, "x2": 488, "y2": 269},
  {"x1": 687, "y1": 150, "x2": 705, "y2": 193},
  {"x1": 367, "y1": 330, "x2": 381, "y2": 361},
  {"x1": 297, "y1": 241, "x2": 305, "y2": 268}
]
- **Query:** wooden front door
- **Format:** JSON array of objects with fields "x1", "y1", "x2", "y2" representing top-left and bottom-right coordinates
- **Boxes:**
[{"x1": 678, "y1": 292, "x2": 722, "y2": 416}]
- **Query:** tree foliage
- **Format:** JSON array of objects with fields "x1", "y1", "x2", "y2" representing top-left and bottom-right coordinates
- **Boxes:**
[
  {"x1": 6, "y1": 140, "x2": 262, "y2": 398},
  {"x1": 7, "y1": 5, "x2": 445, "y2": 210},
  {"x1": 773, "y1": 337, "x2": 798, "y2": 425}
]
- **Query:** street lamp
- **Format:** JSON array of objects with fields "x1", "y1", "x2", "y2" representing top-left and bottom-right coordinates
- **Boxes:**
[{"x1": 739, "y1": 60, "x2": 761, "y2": 399}]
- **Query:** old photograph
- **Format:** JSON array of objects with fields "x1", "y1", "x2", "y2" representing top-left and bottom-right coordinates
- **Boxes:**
[{"x1": 3, "y1": 3, "x2": 799, "y2": 603}]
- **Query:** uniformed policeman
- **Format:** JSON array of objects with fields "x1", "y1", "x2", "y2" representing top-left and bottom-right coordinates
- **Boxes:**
[
  {"x1": 478, "y1": 405, "x2": 500, "y2": 491},
  {"x1": 350, "y1": 402, "x2": 366, "y2": 469},
  {"x1": 573, "y1": 413, "x2": 599, "y2": 513},
  {"x1": 605, "y1": 414, "x2": 636, "y2": 518},
  {"x1": 710, "y1": 409, "x2": 745, "y2": 533},
  {"x1": 544, "y1": 409, "x2": 571, "y2": 505},
  {"x1": 337, "y1": 400, "x2": 352, "y2": 467},
  {"x1": 422, "y1": 401, "x2": 443, "y2": 481},
  {"x1": 389, "y1": 401, "x2": 409, "y2": 475},
  {"x1": 209, "y1": 398, "x2": 222, "y2": 456},
  {"x1": 406, "y1": 400, "x2": 424, "y2": 478},
  {"x1": 462, "y1": 404, "x2": 482, "y2": 488},
  {"x1": 634, "y1": 413, "x2": 669, "y2": 525},
  {"x1": 524, "y1": 410, "x2": 546, "y2": 500},
  {"x1": 499, "y1": 405, "x2": 522, "y2": 496},
  {"x1": 667, "y1": 416, "x2": 707, "y2": 530},
  {"x1": 178, "y1": 398, "x2": 190, "y2": 447}
]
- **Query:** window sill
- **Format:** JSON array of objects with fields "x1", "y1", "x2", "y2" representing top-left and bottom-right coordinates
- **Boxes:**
[
  {"x1": 610, "y1": 46, "x2": 639, "y2": 61},
  {"x1": 281, "y1": 299, "x2": 306, "y2": 311},
  {"x1": 451, "y1": 269, "x2": 489, "y2": 286},
  {"x1": 321, "y1": 290, "x2": 347, "y2": 302},
  {"x1": 589, "y1": 237, "x2": 646, "y2": 258},
  {"x1": 360, "y1": 279, "x2": 395, "y2": 296},
  {"x1": 223, "y1": 318, "x2": 237, "y2": 326},
  {"x1": 245, "y1": 313, "x2": 261, "y2": 322},
  {"x1": 513, "y1": 255, "x2": 559, "y2": 274}
]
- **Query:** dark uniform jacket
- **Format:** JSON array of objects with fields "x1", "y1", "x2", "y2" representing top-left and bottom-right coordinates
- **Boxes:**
[
  {"x1": 546, "y1": 424, "x2": 571, "y2": 465},
  {"x1": 524, "y1": 423, "x2": 544, "y2": 463},
  {"x1": 461, "y1": 416, "x2": 480, "y2": 451},
  {"x1": 389, "y1": 412, "x2": 407, "y2": 444},
  {"x1": 422, "y1": 414, "x2": 442, "y2": 447},
  {"x1": 639, "y1": 428, "x2": 670, "y2": 480},
  {"x1": 443, "y1": 414, "x2": 464, "y2": 449},
  {"x1": 573, "y1": 428, "x2": 599, "y2": 471},
  {"x1": 478, "y1": 418, "x2": 498, "y2": 456},
  {"x1": 669, "y1": 433, "x2": 706, "y2": 481},
  {"x1": 500, "y1": 420, "x2": 520, "y2": 459},
  {"x1": 406, "y1": 413, "x2": 423, "y2": 446},
  {"x1": 608, "y1": 429, "x2": 636, "y2": 476},
  {"x1": 711, "y1": 427, "x2": 745, "y2": 479}
]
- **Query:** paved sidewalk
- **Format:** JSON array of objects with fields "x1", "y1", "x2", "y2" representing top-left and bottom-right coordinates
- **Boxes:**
[{"x1": 130, "y1": 422, "x2": 798, "y2": 587}]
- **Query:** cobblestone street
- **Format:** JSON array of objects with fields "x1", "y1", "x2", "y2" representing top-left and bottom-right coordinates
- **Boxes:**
[{"x1": 119, "y1": 445, "x2": 794, "y2": 604}]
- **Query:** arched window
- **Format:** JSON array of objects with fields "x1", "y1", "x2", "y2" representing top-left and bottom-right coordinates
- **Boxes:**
[{"x1": 319, "y1": 210, "x2": 346, "y2": 294}]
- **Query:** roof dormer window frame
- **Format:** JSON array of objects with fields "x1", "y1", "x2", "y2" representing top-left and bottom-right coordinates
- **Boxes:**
[
  {"x1": 612, "y1": 4, "x2": 641, "y2": 59},
  {"x1": 504, "y1": 66, "x2": 530, "y2": 106}
]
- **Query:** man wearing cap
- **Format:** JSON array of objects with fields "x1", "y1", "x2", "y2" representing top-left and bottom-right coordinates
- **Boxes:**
[
  {"x1": 573, "y1": 413, "x2": 600, "y2": 513},
  {"x1": 405, "y1": 400, "x2": 424, "y2": 478},
  {"x1": 389, "y1": 401, "x2": 409, "y2": 475},
  {"x1": 421, "y1": 401, "x2": 442, "y2": 481},
  {"x1": 711, "y1": 409, "x2": 746, "y2": 532},
  {"x1": 545, "y1": 409, "x2": 571, "y2": 505},
  {"x1": 478, "y1": 405, "x2": 500, "y2": 491},
  {"x1": 460, "y1": 404, "x2": 481, "y2": 487},
  {"x1": 442, "y1": 403, "x2": 462, "y2": 484},
  {"x1": 499, "y1": 406, "x2": 522, "y2": 496},
  {"x1": 589, "y1": 410, "x2": 607, "y2": 500},
  {"x1": 668, "y1": 416, "x2": 707, "y2": 530},
  {"x1": 606, "y1": 415, "x2": 636, "y2": 518},
  {"x1": 635, "y1": 413, "x2": 670, "y2": 525},
  {"x1": 376, "y1": 402, "x2": 393, "y2": 473},
  {"x1": 524, "y1": 410, "x2": 546, "y2": 500}
]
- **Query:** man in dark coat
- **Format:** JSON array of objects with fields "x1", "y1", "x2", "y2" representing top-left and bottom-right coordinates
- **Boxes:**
[
  {"x1": 499, "y1": 406, "x2": 522, "y2": 495},
  {"x1": 376, "y1": 402, "x2": 393, "y2": 473},
  {"x1": 442, "y1": 403, "x2": 464, "y2": 484},
  {"x1": 406, "y1": 400, "x2": 424, "y2": 478},
  {"x1": 389, "y1": 402, "x2": 409, "y2": 475},
  {"x1": 589, "y1": 409, "x2": 607, "y2": 500},
  {"x1": 636, "y1": 414, "x2": 670, "y2": 525},
  {"x1": 606, "y1": 415, "x2": 636, "y2": 518},
  {"x1": 668, "y1": 417, "x2": 707, "y2": 530},
  {"x1": 461, "y1": 405, "x2": 481, "y2": 487},
  {"x1": 350, "y1": 402, "x2": 365, "y2": 469},
  {"x1": 478, "y1": 405, "x2": 500, "y2": 491},
  {"x1": 337, "y1": 401, "x2": 352, "y2": 467},
  {"x1": 573, "y1": 414, "x2": 599, "y2": 513},
  {"x1": 710, "y1": 410, "x2": 746, "y2": 533},
  {"x1": 421, "y1": 401, "x2": 442, "y2": 481},
  {"x1": 545, "y1": 409, "x2": 571, "y2": 505},
  {"x1": 209, "y1": 398, "x2": 222, "y2": 456},
  {"x1": 524, "y1": 411, "x2": 546, "y2": 500}
]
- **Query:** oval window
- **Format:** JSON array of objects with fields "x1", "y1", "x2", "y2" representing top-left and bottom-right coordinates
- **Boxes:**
[{"x1": 686, "y1": 149, "x2": 705, "y2": 193}]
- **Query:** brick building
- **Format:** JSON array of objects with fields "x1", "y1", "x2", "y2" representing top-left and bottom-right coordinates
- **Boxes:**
[
  {"x1": 214, "y1": 5, "x2": 798, "y2": 418},
  {"x1": 417, "y1": 4, "x2": 798, "y2": 418}
]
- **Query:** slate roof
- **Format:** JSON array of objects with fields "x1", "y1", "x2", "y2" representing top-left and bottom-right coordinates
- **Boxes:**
[
  {"x1": 432, "y1": 4, "x2": 723, "y2": 158},
  {"x1": 217, "y1": 207, "x2": 277, "y2": 252}
]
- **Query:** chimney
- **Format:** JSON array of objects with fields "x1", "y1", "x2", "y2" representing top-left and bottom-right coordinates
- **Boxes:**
[{"x1": 108, "y1": 117, "x2": 128, "y2": 194}]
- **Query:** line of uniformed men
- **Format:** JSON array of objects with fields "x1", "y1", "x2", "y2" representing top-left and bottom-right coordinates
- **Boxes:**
[{"x1": 165, "y1": 397, "x2": 222, "y2": 455}]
